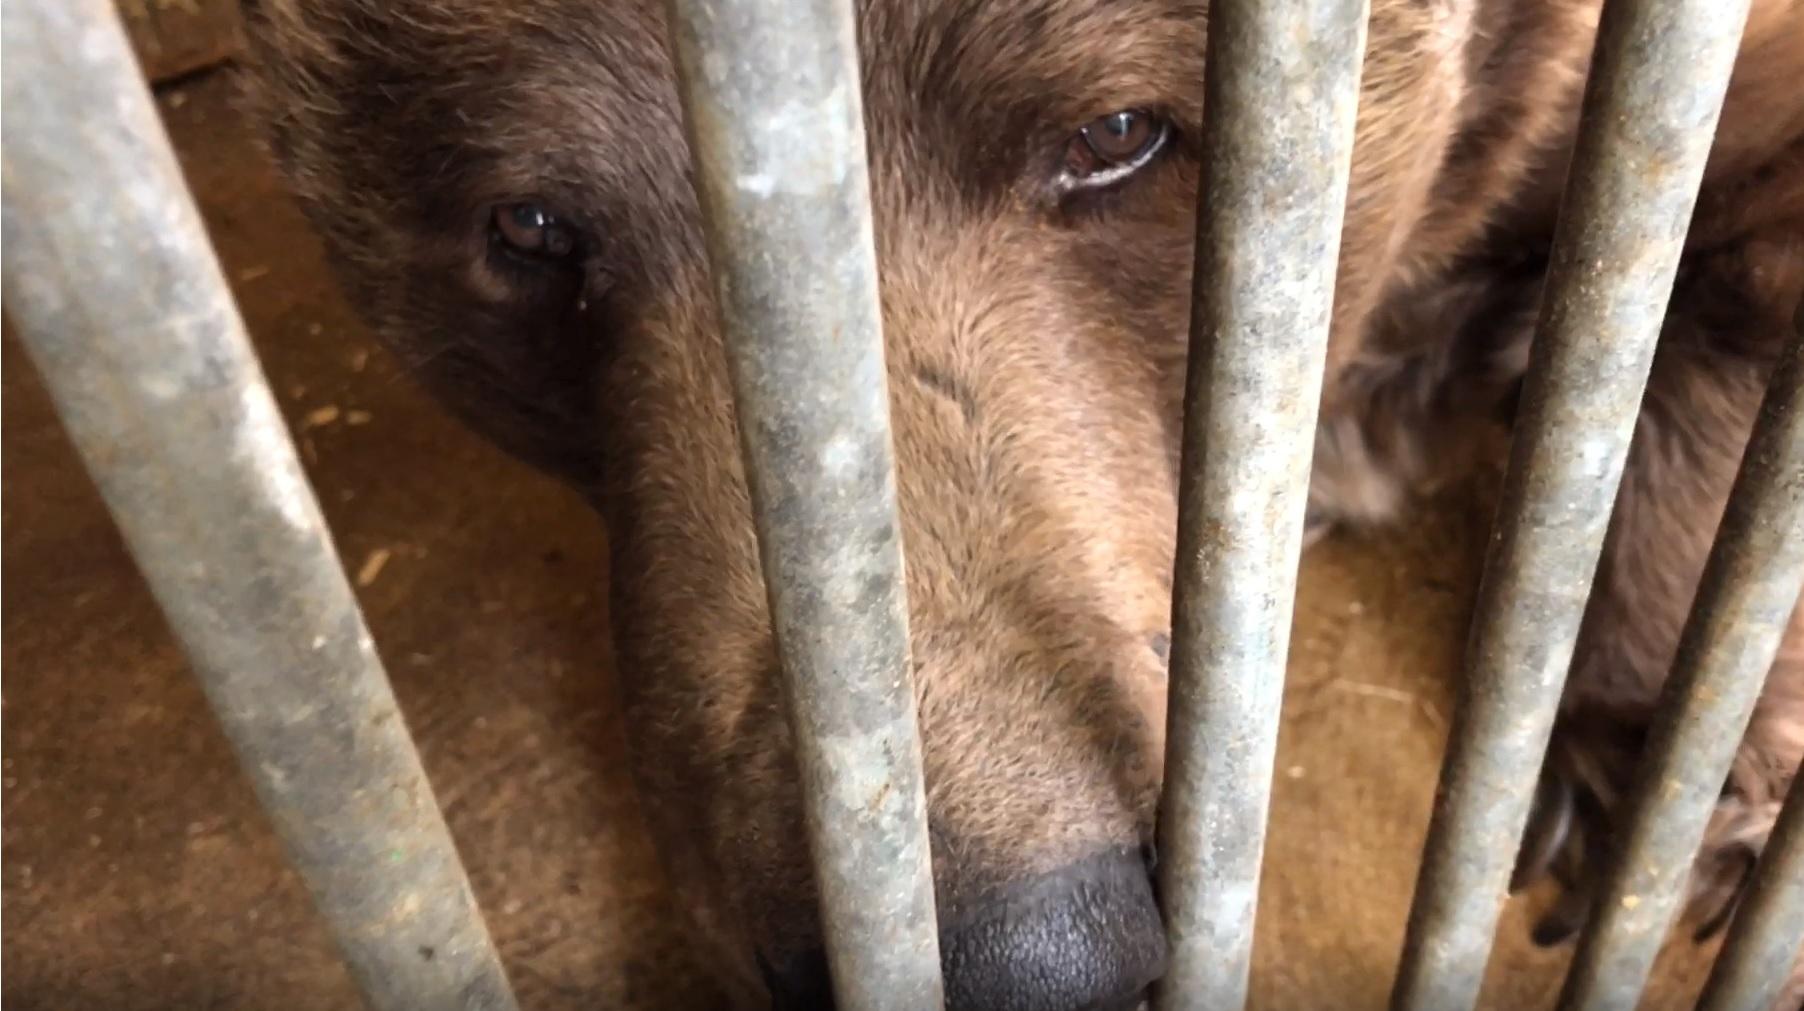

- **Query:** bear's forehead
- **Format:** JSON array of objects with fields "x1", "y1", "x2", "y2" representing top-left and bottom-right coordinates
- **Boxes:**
[
  {"x1": 260, "y1": 0, "x2": 1207, "y2": 284},
  {"x1": 324, "y1": 0, "x2": 1207, "y2": 160}
]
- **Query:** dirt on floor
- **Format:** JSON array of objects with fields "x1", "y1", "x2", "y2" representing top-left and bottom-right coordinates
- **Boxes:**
[{"x1": 1, "y1": 68, "x2": 1730, "y2": 1010}]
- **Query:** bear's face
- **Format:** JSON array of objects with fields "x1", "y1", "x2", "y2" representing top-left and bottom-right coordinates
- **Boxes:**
[{"x1": 240, "y1": 0, "x2": 1488, "y2": 1002}]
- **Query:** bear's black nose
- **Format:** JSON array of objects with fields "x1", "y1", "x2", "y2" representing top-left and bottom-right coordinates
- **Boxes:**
[{"x1": 765, "y1": 847, "x2": 1166, "y2": 1011}]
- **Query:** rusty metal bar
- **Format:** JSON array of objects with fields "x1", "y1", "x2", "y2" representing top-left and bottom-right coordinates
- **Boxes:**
[
  {"x1": 1388, "y1": 2, "x2": 1753, "y2": 1008},
  {"x1": 1153, "y1": 2, "x2": 1370, "y2": 1008},
  {"x1": 0, "y1": 2, "x2": 520, "y2": 1009},
  {"x1": 1694, "y1": 767, "x2": 1804, "y2": 1011},
  {"x1": 661, "y1": 1, "x2": 945, "y2": 1008},
  {"x1": 1556, "y1": 329, "x2": 1804, "y2": 1009}
]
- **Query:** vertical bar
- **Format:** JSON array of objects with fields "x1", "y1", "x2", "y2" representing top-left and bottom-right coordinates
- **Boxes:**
[
  {"x1": 1556, "y1": 330, "x2": 1804, "y2": 1010},
  {"x1": 661, "y1": 3, "x2": 945, "y2": 1009},
  {"x1": 1388, "y1": 2, "x2": 1752, "y2": 1009},
  {"x1": 0, "y1": 2, "x2": 520, "y2": 1010},
  {"x1": 1154, "y1": 2, "x2": 1369, "y2": 1008},
  {"x1": 1694, "y1": 768, "x2": 1804, "y2": 1011}
]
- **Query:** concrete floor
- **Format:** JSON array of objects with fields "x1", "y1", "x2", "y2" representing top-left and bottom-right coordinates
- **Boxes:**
[{"x1": 1, "y1": 68, "x2": 1727, "y2": 1010}]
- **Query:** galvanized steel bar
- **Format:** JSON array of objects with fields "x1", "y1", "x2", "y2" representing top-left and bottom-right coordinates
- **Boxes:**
[
  {"x1": 1154, "y1": 2, "x2": 1370, "y2": 1008},
  {"x1": 1556, "y1": 329, "x2": 1804, "y2": 1010},
  {"x1": 661, "y1": 2, "x2": 945, "y2": 1008},
  {"x1": 1389, "y1": 2, "x2": 1752, "y2": 1008},
  {"x1": 1694, "y1": 767, "x2": 1804, "y2": 1011},
  {"x1": 0, "y1": 2, "x2": 520, "y2": 1010}
]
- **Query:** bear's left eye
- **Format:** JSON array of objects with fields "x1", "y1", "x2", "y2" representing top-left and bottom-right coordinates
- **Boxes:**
[
  {"x1": 490, "y1": 202, "x2": 578, "y2": 260},
  {"x1": 1061, "y1": 109, "x2": 1171, "y2": 192}
]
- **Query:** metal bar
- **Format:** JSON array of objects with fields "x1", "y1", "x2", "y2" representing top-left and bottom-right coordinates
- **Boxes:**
[
  {"x1": 1556, "y1": 329, "x2": 1804, "y2": 1010},
  {"x1": 1694, "y1": 766, "x2": 1804, "y2": 1011},
  {"x1": 1153, "y1": 2, "x2": 1370, "y2": 1008},
  {"x1": 0, "y1": 2, "x2": 520, "y2": 1009},
  {"x1": 660, "y1": 2, "x2": 945, "y2": 1009},
  {"x1": 1388, "y1": 2, "x2": 1752, "y2": 1008}
]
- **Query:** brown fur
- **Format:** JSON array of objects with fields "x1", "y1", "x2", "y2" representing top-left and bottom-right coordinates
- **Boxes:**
[{"x1": 236, "y1": 0, "x2": 1804, "y2": 1004}]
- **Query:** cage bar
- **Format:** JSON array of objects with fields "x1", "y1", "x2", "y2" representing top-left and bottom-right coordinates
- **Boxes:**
[
  {"x1": 660, "y1": 1, "x2": 946, "y2": 1008},
  {"x1": 1554, "y1": 329, "x2": 1804, "y2": 1010},
  {"x1": 0, "y1": 2, "x2": 520, "y2": 1009},
  {"x1": 1387, "y1": 2, "x2": 1753, "y2": 1009},
  {"x1": 1153, "y1": 2, "x2": 1370, "y2": 1009},
  {"x1": 1694, "y1": 766, "x2": 1804, "y2": 1011}
]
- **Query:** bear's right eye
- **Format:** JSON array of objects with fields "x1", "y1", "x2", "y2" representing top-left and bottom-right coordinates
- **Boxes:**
[
  {"x1": 1057, "y1": 108, "x2": 1172, "y2": 195},
  {"x1": 490, "y1": 202, "x2": 579, "y2": 260}
]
